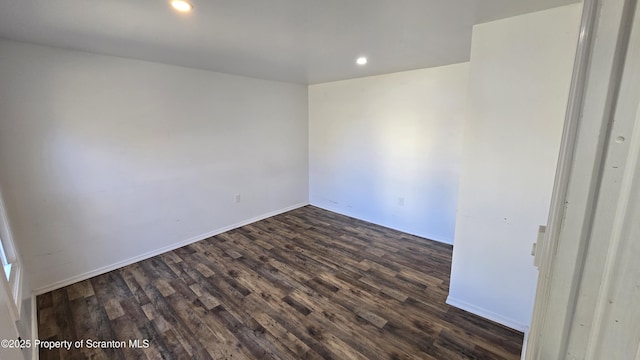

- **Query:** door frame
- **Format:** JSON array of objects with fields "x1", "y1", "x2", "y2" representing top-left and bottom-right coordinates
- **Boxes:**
[{"x1": 526, "y1": 0, "x2": 640, "y2": 358}]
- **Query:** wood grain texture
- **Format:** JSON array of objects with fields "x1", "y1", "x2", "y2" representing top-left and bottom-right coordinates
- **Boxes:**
[{"x1": 37, "y1": 205, "x2": 523, "y2": 359}]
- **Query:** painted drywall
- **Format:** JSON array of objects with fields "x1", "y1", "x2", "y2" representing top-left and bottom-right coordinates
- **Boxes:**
[
  {"x1": 309, "y1": 63, "x2": 469, "y2": 244},
  {"x1": 448, "y1": 4, "x2": 582, "y2": 330},
  {"x1": 0, "y1": 39, "x2": 309, "y2": 292}
]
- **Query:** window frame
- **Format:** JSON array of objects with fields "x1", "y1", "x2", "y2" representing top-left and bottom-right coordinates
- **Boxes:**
[
  {"x1": 0, "y1": 191, "x2": 21, "y2": 315},
  {"x1": 0, "y1": 239, "x2": 11, "y2": 281}
]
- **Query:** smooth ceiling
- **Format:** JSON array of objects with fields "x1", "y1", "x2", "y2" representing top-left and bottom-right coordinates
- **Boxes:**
[{"x1": 0, "y1": 0, "x2": 580, "y2": 84}]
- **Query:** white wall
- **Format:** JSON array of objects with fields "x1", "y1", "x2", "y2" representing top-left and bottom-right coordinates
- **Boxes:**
[
  {"x1": 448, "y1": 4, "x2": 582, "y2": 330},
  {"x1": 0, "y1": 39, "x2": 309, "y2": 292},
  {"x1": 309, "y1": 63, "x2": 469, "y2": 244}
]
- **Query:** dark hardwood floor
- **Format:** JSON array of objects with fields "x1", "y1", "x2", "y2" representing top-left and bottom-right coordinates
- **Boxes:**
[{"x1": 37, "y1": 205, "x2": 523, "y2": 359}]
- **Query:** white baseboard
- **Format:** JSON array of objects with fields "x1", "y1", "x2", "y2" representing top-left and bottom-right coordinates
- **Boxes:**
[
  {"x1": 309, "y1": 201, "x2": 453, "y2": 245},
  {"x1": 34, "y1": 202, "x2": 308, "y2": 295},
  {"x1": 446, "y1": 295, "x2": 530, "y2": 333}
]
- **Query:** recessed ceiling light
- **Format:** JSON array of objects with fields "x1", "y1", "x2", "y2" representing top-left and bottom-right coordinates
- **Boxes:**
[
  {"x1": 356, "y1": 57, "x2": 368, "y2": 65},
  {"x1": 171, "y1": 0, "x2": 193, "y2": 12}
]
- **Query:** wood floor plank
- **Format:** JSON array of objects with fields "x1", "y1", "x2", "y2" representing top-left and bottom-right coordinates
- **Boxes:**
[{"x1": 37, "y1": 205, "x2": 523, "y2": 359}]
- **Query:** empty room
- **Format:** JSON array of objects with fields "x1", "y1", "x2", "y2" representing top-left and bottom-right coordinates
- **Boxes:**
[{"x1": 3, "y1": 0, "x2": 638, "y2": 359}]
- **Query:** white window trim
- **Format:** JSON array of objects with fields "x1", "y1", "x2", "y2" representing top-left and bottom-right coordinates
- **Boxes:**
[
  {"x1": 2, "y1": 263, "x2": 11, "y2": 281},
  {"x1": 0, "y1": 236, "x2": 12, "y2": 281},
  {"x1": 0, "y1": 191, "x2": 22, "y2": 316}
]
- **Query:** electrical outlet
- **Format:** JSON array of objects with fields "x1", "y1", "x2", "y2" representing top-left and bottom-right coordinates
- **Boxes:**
[
  {"x1": 398, "y1": 197, "x2": 405, "y2": 206},
  {"x1": 235, "y1": 194, "x2": 241, "y2": 203}
]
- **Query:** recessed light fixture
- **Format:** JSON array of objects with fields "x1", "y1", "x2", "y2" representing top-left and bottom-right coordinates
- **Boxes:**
[
  {"x1": 171, "y1": 0, "x2": 193, "y2": 12},
  {"x1": 356, "y1": 57, "x2": 368, "y2": 65}
]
